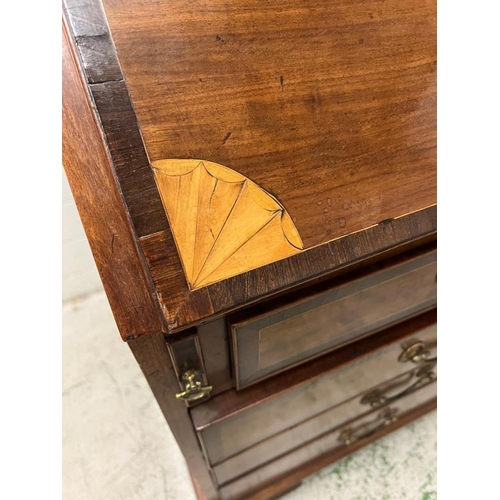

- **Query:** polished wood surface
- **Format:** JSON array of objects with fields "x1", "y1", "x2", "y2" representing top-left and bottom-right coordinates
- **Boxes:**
[
  {"x1": 63, "y1": 1, "x2": 438, "y2": 498},
  {"x1": 62, "y1": 0, "x2": 121, "y2": 84},
  {"x1": 214, "y1": 372, "x2": 435, "y2": 485},
  {"x1": 62, "y1": 21, "x2": 164, "y2": 339},
  {"x1": 220, "y1": 388, "x2": 436, "y2": 499},
  {"x1": 194, "y1": 243, "x2": 436, "y2": 397},
  {"x1": 195, "y1": 322, "x2": 436, "y2": 465},
  {"x1": 197, "y1": 318, "x2": 234, "y2": 397},
  {"x1": 257, "y1": 261, "x2": 434, "y2": 365},
  {"x1": 191, "y1": 310, "x2": 436, "y2": 429},
  {"x1": 64, "y1": 0, "x2": 437, "y2": 330},
  {"x1": 64, "y1": 0, "x2": 169, "y2": 238},
  {"x1": 142, "y1": 207, "x2": 436, "y2": 330},
  {"x1": 240, "y1": 399, "x2": 436, "y2": 500},
  {"x1": 101, "y1": 0, "x2": 436, "y2": 249},
  {"x1": 232, "y1": 248, "x2": 436, "y2": 388},
  {"x1": 65, "y1": 0, "x2": 436, "y2": 332}
]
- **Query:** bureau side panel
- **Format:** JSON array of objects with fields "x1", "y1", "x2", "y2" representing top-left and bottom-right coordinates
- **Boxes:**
[
  {"x1": 62, "y1": 22, "x2": 164, "y2": 339},
  {"x1": 128, "y1": 332, "x2": 219, "y2": 500}
]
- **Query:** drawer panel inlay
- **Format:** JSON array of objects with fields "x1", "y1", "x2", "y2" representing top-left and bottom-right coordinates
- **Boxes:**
[
  {"x1": 219, "y1": 381, "x2": 436, "y2": 499},
  {"x1": 199, "y1": 322, "x2": 436, "y2": 466},
  {"x1": 232, "y1": 249, "x2": 436, "y2": 388},
  {"x1": 213, "y1": 367, "x2": 436, "y2": 485}
]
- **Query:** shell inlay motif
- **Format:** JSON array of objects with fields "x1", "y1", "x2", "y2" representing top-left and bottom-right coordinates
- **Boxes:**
[{"x1": 151, "y1": 159, "x2": 304, "y2": 289}]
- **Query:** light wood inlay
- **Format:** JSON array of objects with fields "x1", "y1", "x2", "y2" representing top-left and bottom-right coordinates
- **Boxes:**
[{"x1": 152, "y1": 160, "x2": 304, "y2": 289}]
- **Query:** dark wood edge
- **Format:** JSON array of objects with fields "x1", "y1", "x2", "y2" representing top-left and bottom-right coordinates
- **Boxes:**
[
  {"x1": 191, "y1": 309, "x2": 437, "y2": 430},
  {"x1": 127, "y1": 332, "x2": 219, "y2": 500},
  {"x1": 230, "y1": 243, "x2": 436, "y2": 390},
  {"x1": 63, "y1": 0, "x2": 175, "y2": 238},
  {"x1": 63, "y1": 0, "x2": 122, "y2": 83},
  {"x1": 62, "y1": 20, "x2": 167, "y2": 339},
  {"x1": 173, "y1": 206, "x2": 437, "y2": 331},
  {"x1": 190, "y1": 472, "x2": 209, "y2": 500},
  {"x1": 230, "y1": 242, "x2": 436, "y2": 329},
  {"x1": 239, "y1": 398, "x2": 437, "y2": 500},
  {"x1": 62, "y1": 0, "x2": 197, "y2": 332}
]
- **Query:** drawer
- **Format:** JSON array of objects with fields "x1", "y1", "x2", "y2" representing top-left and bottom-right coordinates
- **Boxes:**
[
  {"x1": 219, "y1": 380, "x2": 436, "y2": 500},
  {"x1": 214, "y1": 363, "x2": 436, "y2": 485},
  {"x1": 193, "y1": 315, "x2": 436, "y2": 466},
  {"x1": 230, "y1": 248, "x2": 436, "y2": 389}
]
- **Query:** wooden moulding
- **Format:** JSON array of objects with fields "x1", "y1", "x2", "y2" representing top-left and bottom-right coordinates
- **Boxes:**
[
  {"x1": 143, "y1": 206, "x2": 437, "y2": 331},
  {"x1": 230, "y1": 248, "x2": 436, "y2": 389}
]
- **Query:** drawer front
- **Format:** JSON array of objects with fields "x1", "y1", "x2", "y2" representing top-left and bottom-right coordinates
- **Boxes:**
[
  {"x1": 214, "y1": 363, "x2": 436, "y2": 485},
  {"x1": 198, "y1": 321, "x2": 436, "y2": 466},
  {"x1": 219, "y1": 381, "x2": 436, "y2": 500},
  {"x1": 231, "y1": 249, "x2": 436, "y2": 389}
]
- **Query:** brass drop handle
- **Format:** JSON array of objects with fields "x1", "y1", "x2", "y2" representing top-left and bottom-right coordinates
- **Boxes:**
[
  {"x1": 360, "y1": 370, "x2": 436, "y2": 408},
  {"x1": 338, "y1": 407, "x2": 399, "y2": 446},
  {"x1": 398, "y1": 340, "x2": 436, "y2": 364},
  {"x1": 175, "y1": 369, "x2": 213, "y2": 402}
]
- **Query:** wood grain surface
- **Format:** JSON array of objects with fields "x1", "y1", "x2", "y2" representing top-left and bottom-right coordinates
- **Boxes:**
[
  {"x1": 194, "y1": 241, "x2": 436, "y2": 397},
  {"x1": 63, "y1": 5, "x2": 438, "y2": 499},
  {"x1": 212, "y1": 376, "x2": 435, "y2": 485},
  {"x1": 195, "y1": 323, "x2": 437, "y2": 465},
  {"x1": 64, "y1": 0, "x2": 437, "y2": 330},
  {"x1": 142, "y1": 206, "x2": 436, "y2": 330},
  {"x1": 239, "y1": 398, "x2": 436, "y2": 500},
  {"x1": 232, "y1": 248, "x2": 436, "y2": 388},
  {"x1": 90, "y1": 81, "x2": 170, "y2": 237},
  {"x1": 63, "y1": 0, "x2": 122, "y2": 83},
  {"x1": 191, "y1": 309, "x2": 436, "y2": 430},
  {"x1": 220, "y1": 393, "x2": 436, "y2": 499},
  {"x1": 101, "y1": 0, "x2": 437, "y2": 249}
]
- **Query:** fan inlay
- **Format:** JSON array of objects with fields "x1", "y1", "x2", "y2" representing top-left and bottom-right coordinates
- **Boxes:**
[{"x1": 151, "y1": 159, "x2": 304, "y2": 289}]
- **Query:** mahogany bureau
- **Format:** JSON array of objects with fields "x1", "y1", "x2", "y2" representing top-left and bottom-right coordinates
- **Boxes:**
[{"x1": 62, "y1": 0, "x2": 437, "y2": 498}]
